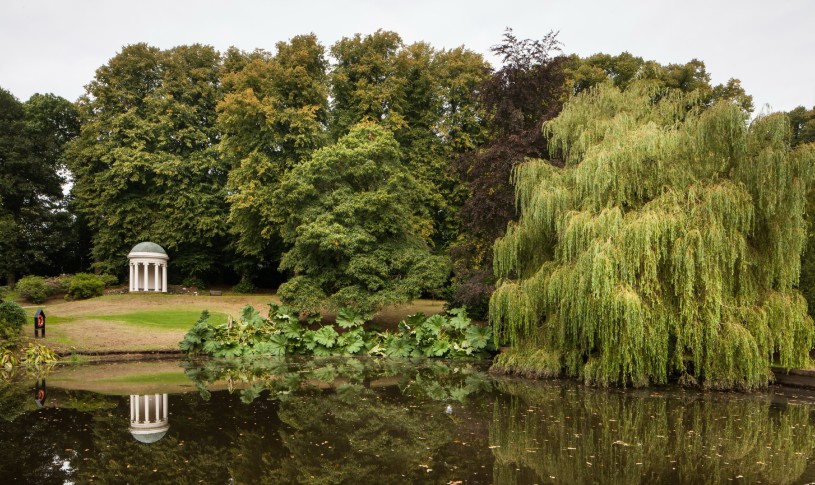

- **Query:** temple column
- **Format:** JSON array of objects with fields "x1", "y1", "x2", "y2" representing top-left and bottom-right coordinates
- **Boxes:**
[
  {"x1": 162, "y1": 264, "x2": 168, "y2": 293},
  {"x1": 154, "y1": 264, "x2": 159, "y2": 292},
  {"x1": 134, "y1": 263, "x2": 140, "y2": 292},
  {"x1": 163, "y1": 393, "x2": 168, "y2": 419},
  {"x1": 143, "y1": 263, "x2": 149, "y2": 292}
]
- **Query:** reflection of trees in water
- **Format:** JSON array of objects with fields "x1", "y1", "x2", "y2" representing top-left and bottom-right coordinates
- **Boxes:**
[
  {"x1": 237, "y1": 386, "x2": 458, "y2": 483},
  {"x1": 0, "y1": 380, "x2": 32, "y2": 422},
  {"x1": 73, "y1": 392, "x2": 285, "y2": 483},
  {"x1": 0, "y1": 384, "x2": 102, "y2": 483},
  {"x1": 190, "y1": 357, "x2": 496, "y2": 484},
  {"x1": 1, "y1": 359, "x2": 496, "y2": 483},
  {"x1": 10, "y1": 359, "x2": 815, "y2": 483},
  {"x1": 490, "y1": 381, "x2": 815, "y2": 484},
  {"x1": 182, "y1": 356, "x2": 493, "y2": 405}
]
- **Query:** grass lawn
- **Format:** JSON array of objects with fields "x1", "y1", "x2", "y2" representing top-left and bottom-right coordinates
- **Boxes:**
[
  {"x1": 50, "y1": 310, "x2": 228, "y2": 330},
  {"x1": 19, "y1": 293, "x2": 445, "y2": 354}
]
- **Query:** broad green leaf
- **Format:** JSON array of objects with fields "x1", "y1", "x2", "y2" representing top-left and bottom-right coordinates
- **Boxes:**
[
  {"x1": 423, "y1": 314, "x2": 445, "y2": 336},
  {"x1": 336, "y1": 307, "x2": 367, "y2": 329},
  {"x1": 253, "y1": 334, "x2": 288, "y2": 356},
  {"x1": 464, "y1": 325, "x2": 490, "y2": 351},
  {"x1": 314, "y1": 326, "x2": 339, "y2": 348},
  {"x1": 426, "y1": 339, "x2": 451, "y2": 357},
  {"x1": 281, "y1": 319, "x2": 305, "y2": 339}
]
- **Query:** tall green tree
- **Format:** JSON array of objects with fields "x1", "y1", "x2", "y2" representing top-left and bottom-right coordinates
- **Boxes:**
[
  {"x1": 0, "y1": 89, "x2": 78, "y2": 284},
  {"x1": 788, "y1": 105, "x2": 815, "y2": 147},
  {"x1": 218, "y1": 35, "x2": 329, "y2": 280},
  {"x1": 67, "y1": 43, "x2": 228, "y2": 278},
  {"x1": 567, "y1": 52, "x2": 754, "y2": 111},
  {"x1": 790, "y1": 105, "x2": 815, "y2": 317},
  {"x1": 330, "y1": 31, "x2": 489, "y2": 250},
  {"x1": 491, "y1": 82, "x2": 815, "y2": 390},
  {"x1": 272, "y1": 122, "x2": 448, "y2": 315}
]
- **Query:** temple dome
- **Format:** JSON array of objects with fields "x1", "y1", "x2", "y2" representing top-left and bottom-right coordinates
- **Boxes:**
[
  {"x1": 130, "y1": 428, "x2": 169, "y2": 444},
  {"x1": 129, "y1": 242, "x2": 167, "y2": 255}
]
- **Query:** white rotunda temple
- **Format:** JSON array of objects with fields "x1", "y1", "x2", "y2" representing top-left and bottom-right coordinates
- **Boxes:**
[
  {"x1": 129, "y1": 393, "x2": 170, "y2": 444},
  {"x1": 128, "y1": 242, "x2": 169, "y2": 293}
]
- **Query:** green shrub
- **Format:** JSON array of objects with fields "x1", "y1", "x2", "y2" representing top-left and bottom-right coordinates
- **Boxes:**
[
  {"x1": 182, "y1": 276, "x2": 206, "y2": 289},
  {"x1": 0, "y1": 301, "x2": 27, "y2": 339},
  {"x1": 15, "y1": 276, "x2": 50, "y2": 303},
  {"x1": 0, "y1": 286, "x2": 9, "y2": 300},
  {"x1": 99, "y1": 274, "x2": 118, "y2": 288},
  {"x1": 45, "y1": 274, "x2": 71, "y2": 294},
  {"x1": 180, "y1": 304, "x2": 495, "y2": 359},
  {"x1": 66, "y1": 273, "x2": 105, "y2": 300},
  {"x1": 232, "y1": 281, "x2": 256, "y2": 294}
]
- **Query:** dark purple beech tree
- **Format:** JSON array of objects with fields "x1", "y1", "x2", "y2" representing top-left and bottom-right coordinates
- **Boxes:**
[{"x1": 451, "y1": 30, "x2": 569, "y2": 318}]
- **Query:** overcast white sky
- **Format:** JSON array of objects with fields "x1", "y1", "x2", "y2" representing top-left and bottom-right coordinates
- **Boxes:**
[{"x1": 1, "y1": 0, "x2": 813, "y2": 112}]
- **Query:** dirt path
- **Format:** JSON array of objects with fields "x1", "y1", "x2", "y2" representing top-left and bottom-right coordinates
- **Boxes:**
[{"x1": 29, "y1": 294, "x2": 446, "y2": 354}]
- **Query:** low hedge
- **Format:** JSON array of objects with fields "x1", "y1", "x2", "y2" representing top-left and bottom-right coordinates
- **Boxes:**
[
  {"x1": 15, "y1": 276, "x2": 50, "y2": 304},
  {"x1": 66, "y1": 273, "x2": 105, "y2": 300}
]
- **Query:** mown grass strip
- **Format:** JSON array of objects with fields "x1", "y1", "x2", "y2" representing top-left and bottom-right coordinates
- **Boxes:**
[{"x1": 93, "y1": 310, "x2": 228, "y2": 330}]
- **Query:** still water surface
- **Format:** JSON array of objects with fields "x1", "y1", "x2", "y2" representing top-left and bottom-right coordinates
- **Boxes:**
[{"x1": 3, "y1": 357, "x2": 815, "y2": 484}]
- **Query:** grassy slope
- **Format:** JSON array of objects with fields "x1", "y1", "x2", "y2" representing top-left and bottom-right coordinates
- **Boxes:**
[{"x1": 19, "y1": 293, "x2": 445, "y2": 353}]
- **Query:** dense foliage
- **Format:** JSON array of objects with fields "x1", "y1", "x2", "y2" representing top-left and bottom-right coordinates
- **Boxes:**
[
  {"x1": 65, "y1": 273, "x2": 105, "y2": 300},
  {"x1": 14, "y1": 275, "x2": 49, "y2": 304},
  {"x1": 7, "y1": 31, "x2": 813, "y2": 388},
  {"x1": 14, "y1": 273, "x2": 114, "y2": 302},
  {"x1": 789, "y1": 104, "x2": 815, "y2": 318},
  {"x1": 0, "y1": 301, "x2": 26, "y2": 339},
  {"x1": 451, "y1": 30, "x2": 568, "y2": 317},
  {"x1": 491, "y1": 82, "x2": 815, "y2": 389},
  {"x1": 451, "y1": 32, "x2": 756, "y2": 319},
  {"x1": 180, "y1": 304, "x2": 494, "y2": 359},
  {"x1": 67, "y1": 43, "x2": 230, "y2": 278},
  {"x1": 218, "y1": 36, "x2": 329, "y2": 276},
  {"x1": 0, "y1": 89, "x2": 79, "y2": 285},
  {"x1": 330, "y1": 31, "x2": 489, "y2": 250},
  {"x1": 272, "y1": 122, "x2": 448, "y2": 314}
]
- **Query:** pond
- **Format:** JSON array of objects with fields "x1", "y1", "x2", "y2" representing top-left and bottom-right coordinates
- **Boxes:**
[{"x1": 3, "y1": 357, "x2": 815, "y2": 484}]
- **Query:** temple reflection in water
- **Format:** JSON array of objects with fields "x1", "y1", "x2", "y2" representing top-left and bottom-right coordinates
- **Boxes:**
[{"x1": 129, "y1": 394, "x2": 169, "y2": 444}]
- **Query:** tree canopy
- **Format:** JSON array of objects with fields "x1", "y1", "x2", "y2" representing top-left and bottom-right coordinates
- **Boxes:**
[
  {"x1": 0, "y1": 88, "x2": 79, "y2": 284},
  {"x1": 490, "y1": 82, "x2": 815, "y2": 390},
  {"x1": 451, "y1": 30, "x2": 568, "y2": 317},
  {"x1": 330, "y1": 30, "x2": 489, "y2": 250},
  {"x1": 218, "y1": 35, "x2": 329, "y2": 273},
  {"x1": 11, "y1": 30, "x2": 808, "y2": 365},
  {"x1": 273, "y1": 122, "x2": 448, "y2": 315},
  {"x1": 66, "y1": 43, "x2": 229, "y2": 277}
]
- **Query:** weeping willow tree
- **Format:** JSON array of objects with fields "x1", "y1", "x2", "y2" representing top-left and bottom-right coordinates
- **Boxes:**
[{"x1": 490, "y1": 82, "x2": 815, "y2": 389}]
